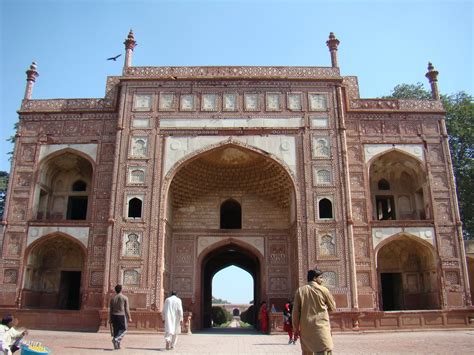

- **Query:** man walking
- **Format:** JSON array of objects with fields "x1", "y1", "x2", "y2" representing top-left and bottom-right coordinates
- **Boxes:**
[
  {"x1": 109, "y1": 284, "x2": 132, "y2": 350},
  {"x1": 162, "y1": 291, "x2": 183, "y2": 350},
  {"x1": 292, "y1": 269, "x2": 336, "y2": 355}
]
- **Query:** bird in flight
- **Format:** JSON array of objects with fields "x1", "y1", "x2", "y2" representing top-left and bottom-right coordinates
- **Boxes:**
[{"x1": 107, "y1": 54, "x2": 122, "y2": 61}]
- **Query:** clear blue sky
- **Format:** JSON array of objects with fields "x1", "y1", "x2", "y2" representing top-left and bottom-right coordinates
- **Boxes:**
[{"x1": 1, "y1": 0, "x2": 472, "y2": 303}]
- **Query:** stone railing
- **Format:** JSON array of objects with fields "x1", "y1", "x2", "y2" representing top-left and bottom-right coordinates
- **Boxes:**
[
  {"x1": 124, "y1": 66, "x2": 341, "y2": 80},
  {"x1": 349, "y1": 98, "x2": 444, "y2": 112},
  {"x1": 20, "y1": 98, "x2": 115, "y2": 113}
]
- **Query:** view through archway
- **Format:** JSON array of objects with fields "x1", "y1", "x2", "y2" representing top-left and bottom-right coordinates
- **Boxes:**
[
  {"x1": 202, "y1": 244, "x2": 260, "y2": 328},
  {"x1": 212, "y1": 265, "x2": 253, "y2": 327}
]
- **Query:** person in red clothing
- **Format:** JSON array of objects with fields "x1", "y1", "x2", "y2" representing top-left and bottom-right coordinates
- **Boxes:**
[
  {"x1": 258, "y1": 301, "x2": 268, "y2": 333},
  {"x1": 283, "y1": 299, "x2": 298, "y2": 344}
]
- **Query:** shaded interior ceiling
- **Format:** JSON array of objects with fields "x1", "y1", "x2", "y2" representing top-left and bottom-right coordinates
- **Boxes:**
[
  {"x1": 170, "y1": 146, "x2": 293, "y2": 208},
  {"x1": 370, "y1": 151, "x2": 424, "y2": 187}
]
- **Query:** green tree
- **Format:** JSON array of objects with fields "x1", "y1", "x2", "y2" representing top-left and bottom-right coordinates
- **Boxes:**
[
  {"x1": 385, "y1": 84, "x2": 474, "y2": 239},
  {"x1": 211, "y1": 296, "x2": 230, "y2": 304},
  {"x1": 0, "y1": 171, "x2": 9, "y2": 219},
  {"x1": 7, "y1": 122, "x2": 19, "y2": 160}
]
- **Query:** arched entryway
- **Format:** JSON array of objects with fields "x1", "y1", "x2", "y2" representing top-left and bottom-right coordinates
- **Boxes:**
[
  {"x1": 201, "y1": 243, "x2": 260, "y2": 328},
  {"x1": 161, "y1": 142, "x2": 298, "y2": 330},
  {"x1": 22, "y1": 234, "x2": 85, "y2": 310},
  {"x1": 376, "y1": 234, "x2": 440, "y2": 310}
]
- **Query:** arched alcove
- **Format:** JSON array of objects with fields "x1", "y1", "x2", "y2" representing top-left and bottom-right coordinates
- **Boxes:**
[
  {"x1": 23, "y1": 235, "x2": 85, "y2": 310},
  {"x1": 369, "y1": 151, "x2": 429, "y2": 221},
  {"x1": 161, "y1": 143, "x2": 298, "y2": 330},
  {"x1": 34, "y1": 151, "x2": 93, "y2": 221},
  {"x1": 377, "y1": 235, "x2": 440, "y2": 310}
]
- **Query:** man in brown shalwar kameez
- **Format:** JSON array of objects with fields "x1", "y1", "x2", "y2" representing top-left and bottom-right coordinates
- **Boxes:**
[{"x1": 292, "y1": 269, "x2": 336, "y2": 355}]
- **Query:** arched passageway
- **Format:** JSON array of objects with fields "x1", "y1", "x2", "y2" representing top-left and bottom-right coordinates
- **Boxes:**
[
  {"x1": 202, "y1": 244, "x2": 259, "y2": 328},
  {"x1": 377, "y1": 235, "x2": 440, "y2": 310},
  {"x1": 22, "y1": 235, "x2": 85, "y2": 310}
]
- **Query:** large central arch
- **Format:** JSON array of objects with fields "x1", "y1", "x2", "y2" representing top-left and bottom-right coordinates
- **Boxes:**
[{"x1": 160, "y1": 141, "x2": 299, "y2": 330}]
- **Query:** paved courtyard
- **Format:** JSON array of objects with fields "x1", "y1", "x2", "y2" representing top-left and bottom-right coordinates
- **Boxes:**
[{"x1": 24, "y1": 328, "x2": 474, "y2": 354}]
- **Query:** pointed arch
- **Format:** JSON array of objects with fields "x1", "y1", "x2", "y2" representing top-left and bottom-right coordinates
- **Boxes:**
[
  {"x1": 375, "y1": 233, "x2": 440, "y2": 311},
  {"x1": 22, "y1": 233, "x2": 86, "y2": 310}
]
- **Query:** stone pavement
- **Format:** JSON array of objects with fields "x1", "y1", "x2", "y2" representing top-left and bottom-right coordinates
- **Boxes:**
[{"x1": 25, "y1": 328, "x2": 474, "y2": 354}]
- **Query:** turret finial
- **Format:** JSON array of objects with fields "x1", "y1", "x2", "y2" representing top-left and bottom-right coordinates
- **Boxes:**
[
  {"x1": 425, "y1": 62, "x2": 440, "y2": 100},
  {"x1": 24, "y1": 61, "x2": 39, "y2": 100},
  {"x1": 326, "y1": 32, "x2": 340, "y2": 67},
  {"x1": 123, "y1": 29, "x2": 137, "y2": 71}
]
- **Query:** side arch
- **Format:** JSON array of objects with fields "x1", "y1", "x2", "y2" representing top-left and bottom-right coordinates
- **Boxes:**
[
  {"x1": 375, "y1": 233, "x2": 441, "y2": 311},
  {"x1": 22, "y1": 233, "x2": 87, "y2": 310}
]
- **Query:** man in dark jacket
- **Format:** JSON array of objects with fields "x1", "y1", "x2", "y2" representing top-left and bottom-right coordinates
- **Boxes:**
[{"x1": 109, "y1": 284, "x2": 132, "y2": 350}]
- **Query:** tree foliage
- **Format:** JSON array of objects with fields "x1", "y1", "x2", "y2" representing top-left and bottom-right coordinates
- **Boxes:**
[
  {"x1": 0, "y1": 171, "x2": 9, "y2": 219},
  {"x1": 211, "y1": 306, "x2": 232, "y2": 326},
  {"x1": 385, "y1": 84, "x2": 474, "y2": 239},
  {"x1": 211, "y1": 296, "x2": 230, "y2": 304},
  {"x1": 240, "y1": 305, "x2": 255, "y2": 325}
]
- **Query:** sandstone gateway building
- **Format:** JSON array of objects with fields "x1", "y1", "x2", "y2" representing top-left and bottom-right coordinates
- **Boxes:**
[{"x1": 1, "y1": 32, "x2": 473, "y2": 331}]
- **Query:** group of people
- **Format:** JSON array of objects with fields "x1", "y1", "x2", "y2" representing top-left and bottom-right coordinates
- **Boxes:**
[
  {"x1": 112, "y1": 267, "x2": 335, "y2": 354},
  {"x1": 109, "y1": 285, "x2": 183, "y2": 351},
  {"x1": 0, "y1": 315, "x2": 28, "y2": 355}
]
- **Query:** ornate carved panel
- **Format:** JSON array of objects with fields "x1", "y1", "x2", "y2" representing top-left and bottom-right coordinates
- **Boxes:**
[
  {"x1": 3, "y1": 269, "x2": 18, "y2": 284},
  {"x1": 269, "y1": 244, "x2": 287, "y2": 264},
  {"x1": 19, "y1": 144, "x2": 36, "y2": 163},
  {"x1": 90, "y1": 271, "x2": 104, "y2": 287},
  {"x1": 356, "y1": 272, "x2": 371, "y2": 287}
]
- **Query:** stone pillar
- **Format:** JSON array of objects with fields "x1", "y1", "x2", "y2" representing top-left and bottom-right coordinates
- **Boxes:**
[
  {"x1": 123, "y1": 29, "x2": 137, "y2": 72},
  {"x1": 24, "y1": 62, "x2": 39, "y2": 100},
  {"x1": 326, "y1": 32, "x2": 340, "y2": 68},
  {"x1": 425, "y1": 62, "x2": 440, "y2": 100}
]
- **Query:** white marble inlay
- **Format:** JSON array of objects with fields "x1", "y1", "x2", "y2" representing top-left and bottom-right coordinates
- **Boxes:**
[
  {"x1": 28, "y1": 226, "x2": 90, "y2": 248},
  {"x1": 372, "y1": 226, "x2": 435, "y2": 248},
  {"x1": 159, "y1": 117, "x2": 302, "y2": 129},
  {"x1": 364, "y1": 144, "x2": 424, "y2": 163},
  {"x1": 164, "y1": 135, "x2": 297, "y2": 177},
  {"x1": 39, "y1": 144, "x2": 97, "y2": 163}
]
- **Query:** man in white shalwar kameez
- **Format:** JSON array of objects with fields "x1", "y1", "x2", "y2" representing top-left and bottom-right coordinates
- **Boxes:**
[{"x1": 162, "y1": 291, "x2": 183, "y2": 350}]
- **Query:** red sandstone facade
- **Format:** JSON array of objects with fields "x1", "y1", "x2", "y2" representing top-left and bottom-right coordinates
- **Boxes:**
[{"x1": 0, "y1": 31, "x2": 473, "y2": 331}]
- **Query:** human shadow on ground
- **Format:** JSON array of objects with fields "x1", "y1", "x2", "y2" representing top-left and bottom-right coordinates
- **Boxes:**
[{"x1": 65, "y1": 346, "x2": 114, "y2": 351}]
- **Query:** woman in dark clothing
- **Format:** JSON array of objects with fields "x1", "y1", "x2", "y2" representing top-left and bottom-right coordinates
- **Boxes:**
[{"x1": 283, "y1": 299, "x2": 298, "y2": 344}]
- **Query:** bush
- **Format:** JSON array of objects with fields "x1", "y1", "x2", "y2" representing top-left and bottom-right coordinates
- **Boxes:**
[
  {"x1": 240, "y1": 305, "x2": 255, "y2": 325},
  {"x1": 211, "y1": 306, "x2": 232, "y2": 326}
]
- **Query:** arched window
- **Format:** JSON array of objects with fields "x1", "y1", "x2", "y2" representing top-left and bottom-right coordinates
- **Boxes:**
[
  {"x1": 128, "y1": 198, "x2": 143, "y2": 218},
  {"x1": 319, "y1": 198, "x2": 333, "y2": 219},
  {"x1": 220, "y1": 199, "x2": 241, "y2": 229},
  {"x1": 378, "y1": 179, "x2": 390, "y2": 190},
  {"x1": 72, "y1": 180, "x2": 87, "y2": 191}
]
